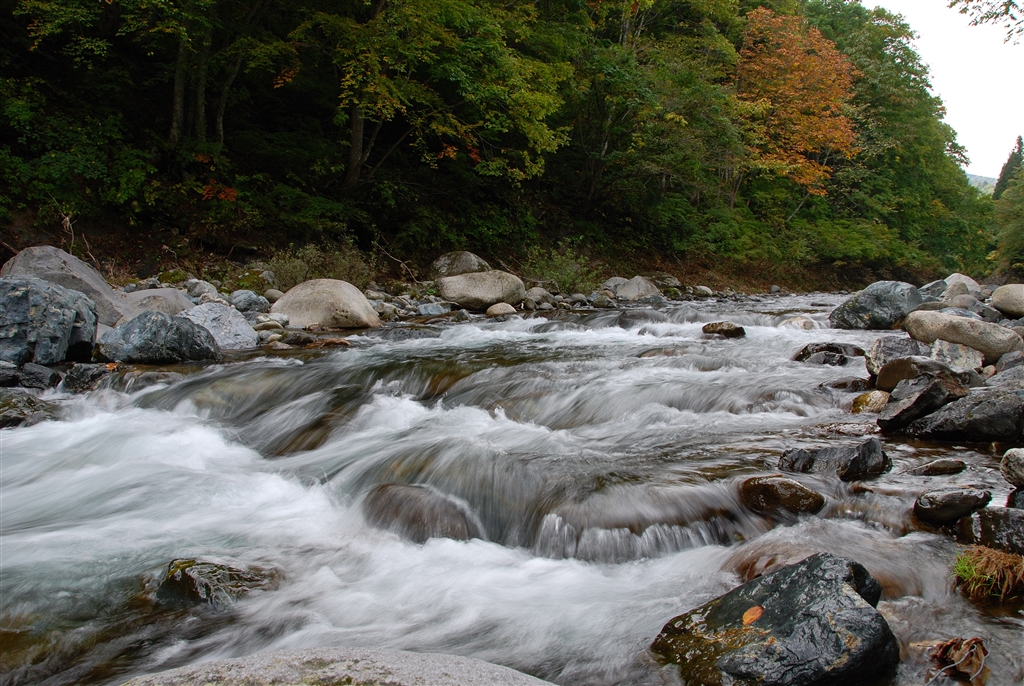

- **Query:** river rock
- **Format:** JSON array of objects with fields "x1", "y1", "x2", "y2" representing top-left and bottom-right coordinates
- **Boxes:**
[
  {"x1": 823, "y1": 377, "x2": 873, "y2": 391},
  {"x1": 929, "y1": 339, "x2": 985, "y2": 371},
  {"x1": 185, "y1": 279, "x2": 218, "y2": 298},
  {"x1": 62, "y1": 363, "x2": 116, "y2": 393},
  {"x1": 436, "y1": 271, "x2": 526, "y2": 311},
  {"x1": 650, "y1": 552, "x2": 898, "y2": 686},
  {"x1": 1001, "y1": 448, "x2": 1024, "y2": 487},
  {"x1": 852, "y1": 390, "x2": 890, "y2": 413},
  {"x1": 877, "y1": 373, "x2": 970, "y2": 432},
  {"x1": 906, "y1": 390, "x2": 1024, "y2": 442},
  {"x1": 119, "y1": 288, "x2": 194, "y2": 323},
  {"x1": 97, "y1": 311, "x2": 221, "y2": 364},
  {"x1": 429, "y1": 251, "x2": 491, "y2": 280},
  {"x1": 794, "y1": 342, "x2": 864, "y2": 363},
  {"x1": 905, "y1": 458, "x2": 966, "y2": 476},
  {"x1": 702, "y1": 321, "x2": 745, "y2": 338},
  {"x1": 0, "y1": 361, "x2": 18, "y2": 387},
  {"x1": 904, "y1": 310, "x2": 1023, "y2": 364},
  {"x1": 984, "y1": 365, "x2": 1024, "y2": 386},
  {"x1": 120, "y1": 647, "x2": 552, "y2": 686},
  {"x1": 618, "y1": 310, "x2": 668, "y2": 329},
  {"x1": 919, "y1": 279, "x2": 948, "y2": 299},
  {"x1": 865, "y1": 336, "x2": 929, "y2": 376},
  {"x1": 940, "y1": 281, "x2": 970, "y2": 300},
  {"x1": 590, "y1": 294, "x2": 616, "y2": 308},
  {"x1": 738, "y1": 476, "x2": 825, "y2": 516},
  {"x1": 874, "y1": 356, "x2": 968, "y2": 393},
  {"x1": 18, "y1": 362, "x2": 60, "y2": 389},
  {"x1": 990, "y1": 284, "x2": 1024, "y2": 318},
  {"x1": 601, "y1": 277, "x2": 628, "y2": 293},
  {"x1": 995, "y1": 350, "x2": 1024, "y2": 374},
  {"x1": 155, "y1": 559, "x2": 278, "y2": 607},
  {"x1": 1008, "y1": 489, "x2": 1022, "y2": 508},
  {"x1": 179, "y1": 303, "x2": 259, "y2": 350},
  {"x1": 955, "y1": 507, "x2": 1024, "y2": 555},
  {"x1": 616, "y1": 276, "x2": 661, "y2": 301},
  {"x1": 230, "y1": 289, "x2": 270, "y2": 313},
  {"x1": 650, "y1": 273, "x2": 681, "y2": 289},
  {"x1": 0, "y1": 278, "x2": 97, "y2": 365},
  {"x1": 525, "y1": 286, "x2": 555, "y2": 305},
  {"x1": 913, "y1": 487, "x2": 992, "y2": 526},
  {"x1": 264, "y1": 288, "x2": 284, "y2": 303},
  {"x1": 693, "y1": 285, "x2": 714, "y2": 297},
  {"x1": 486, "y1": 302, "x2": 516, "y2": 316},
  {"x1": 778, "y1": 315, "x2": 815, "y2": 330},
  {"x1": 270, "y1": 279, "x2": 381, "y2": 329},
  {"x1": 362, "y1": 483, "x2": 483, "y2": 543},
  {"x1": 0, "y1": 388, "x2": 59, "y2": 427},
  {"x1": 779, "y1": 437, "x2": 891, "y2": 481},
  {"x1": 829, "y1": 281, "x2": 922, "y2": 330},
  {"x1": 945, "y1": 272, "x2": 981, "y2": 294}
]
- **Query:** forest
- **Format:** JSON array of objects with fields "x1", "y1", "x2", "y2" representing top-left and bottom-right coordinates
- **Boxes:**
[{"x1": 1, "y1": 0, "x2": 1021, "y2": 287}]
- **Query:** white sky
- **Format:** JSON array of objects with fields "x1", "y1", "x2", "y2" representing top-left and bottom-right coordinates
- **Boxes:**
[{"x1": 872, "y1": 0, "x2": 1022, "y2": 178}]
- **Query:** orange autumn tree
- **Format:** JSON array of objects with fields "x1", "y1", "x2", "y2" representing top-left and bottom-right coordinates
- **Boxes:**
[{"x1": 737, "y1": 7, "x2": 857, "y2": 201}]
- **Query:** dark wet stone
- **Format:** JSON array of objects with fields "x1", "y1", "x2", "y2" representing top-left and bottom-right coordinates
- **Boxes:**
[
  {"x1": 97, "y1": 311, "x2": 220, "y2": 364},
  {"x1": 1008, "y1": 489, "x2": 1022, "y2": 508},
  {"x1": 155, "y1": 559, "x2": 278, "y2": 607},
  {"x1": 807, "y1": 351, "x2": 850, "y2": 365},
  {"x1": 829, "y1": 281, "x2": 922, "y2": 330},
  {"x1": 984, "y1": 365, "x2": 1024, "y2": 387},
  {"x1": 0, "y1": 277, "x2": 97, "y2": 365},
  {"x1": 995, "y1": 350, "x2": 1024, "y2": 374},
  {"x1": 61, "y1": 363, "x2": 116, "y2": 393},
  {"x1": 650, "y1": 552, "x2": 898, "y2": 686},
  {"x1": 738, "y1": 476, "x2": 825, "y2": 516},
  {"x1": 874, "y1": 356, "x2": 968, "y2": 393},
  {"x1": 617, "y1": 309, "x2": 668, "y2": 329},
  {"x1": 107, "y1": 370, "x2": 184, "y2": 393},
  {"x1": 877, "y1": 373, "x2": 970, "y2": 433},
  {"x1": 793, "y1": 342, "x2": 865, "y2": 362},
  {"x1": 913, "y1": 487, "x2": 991, "y2": 526},
  {"x1": 779, "y1": 437, "x2": 891, "y2": 482},
  {"x1": 18, "y1": 362, "x2": 60, "y2": 389},
  {"x1": 0, "y1": 388, "x2": 59, "y2": 427},
  {"x1": 702, "y1": 321, "x2": 745, "y2": 338},
  {"x1": 0, "y1": 360, "x2": 20, "y2": 387},
  {"x1": 955, "y1": 508, "x2": 1024, "y2": 555},
  {"x1": 865, "y1": 336, "x2": 929, "y2": 376},
  {"x1": 821, "y1": 377, "x2": 872, "y2": 392},
  {"x1": 905, "y1": 458, "x2": 966, "y2": 476},
  {"x1": 363, "y1": 483, "x2": 483, "y2": 543},
  {"x1": 281, "y1": 331, "x2": 316, "y2": 346},
  {"x1": 906, "y1": 390, "x2": 1024, "y2": 443},
  {"x1": 919, "y1": 279, "x2": 948, "y2": 298},
  {"x1": 367, "y1": 326, "x2": 442, "y2": 341}
]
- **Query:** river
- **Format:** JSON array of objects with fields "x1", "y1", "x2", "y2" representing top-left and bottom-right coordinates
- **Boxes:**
[{"x1": 1, "y1": 294, "x2": 1021, "y2": 685}]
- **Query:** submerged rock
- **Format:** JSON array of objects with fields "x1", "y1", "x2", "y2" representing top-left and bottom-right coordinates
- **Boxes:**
[
  {"x1": 702, "y1": 321, "x2": 745, "y2": 338},
  {"x1": 97, "y1": 311, "x2": 220, "y2": 364},
  {"x1": 650, "y1": 552, "x2": 898, "y2": 686},
  {"x1": 0, "y1": 388, "x2": 59, "y2": 427},
  {"x1": 829, "y1": 281, "x2": 922, "y2": 330},
  {"x1": 738, "y1": 476, "x2": 825, "y2": 516},
  {"x1": 155, "y1": 559, "x2": 278, "y2": 607},
  {"x1": 362, "y1": 483, "x2": 483, "y2": 543},
  {"x1": 779, "y1": 437, "x2": 891, "y2": 482},
  {"x1": 914, "y1": 487, "x2": 991, "y2": 526}
]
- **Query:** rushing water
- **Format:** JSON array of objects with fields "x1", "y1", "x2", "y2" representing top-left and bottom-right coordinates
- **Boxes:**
[{"x1": 1, "y1": 294, "x2": 1021, "y2": 685}]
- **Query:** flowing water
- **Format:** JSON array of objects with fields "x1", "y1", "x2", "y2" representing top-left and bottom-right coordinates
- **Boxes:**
[{"x1": 1, "y1": 294, "x2": 1021, "y2": 685}]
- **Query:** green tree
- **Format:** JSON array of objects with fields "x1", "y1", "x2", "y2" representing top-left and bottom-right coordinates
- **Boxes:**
[
  {"x1": 949, "y1": 1, "x2": 1022, "y2": 41},
  {"x1": 994, "y1": 135, "x2": 1024, "y2": 200},
  {"x1": 996, "y1": 169, "x2": 1024, "y2": 267}
]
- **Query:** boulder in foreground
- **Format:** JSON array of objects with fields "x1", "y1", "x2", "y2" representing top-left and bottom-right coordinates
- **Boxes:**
[
  {"x1": 436, "y1": 270, "x2": 526, "y2": 311},
  {"x1": 97, "y1": 311, "x2": 220, "y2": 363},
  {"x1": 119, "y1": 647, "x2": 553, "y2": 686},
  {"x1": 650, "y1": 552, "x2": 898, "y2": 686},
  {"x1": 0, "y1": 277, "x2": 97, "y2": 364},
  {"x1": 270, "y1": 279, "x2": 381, "y2": 329},
  {"x1": 829, "y1": 281, "x2": 921, "y2": 330}
]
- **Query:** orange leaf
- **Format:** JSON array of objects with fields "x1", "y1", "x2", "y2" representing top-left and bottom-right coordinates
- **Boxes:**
[{"x1": 742, "y1": 605, "x2": 764, "y2": 626}]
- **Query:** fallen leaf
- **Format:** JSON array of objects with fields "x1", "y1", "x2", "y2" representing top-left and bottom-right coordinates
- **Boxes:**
[
  {"x1": 742, "y1": 605, "x2": 763, "y2": 626},
  {"x1": 928, "y1": 637, "x2": 989, "y2": 686}
]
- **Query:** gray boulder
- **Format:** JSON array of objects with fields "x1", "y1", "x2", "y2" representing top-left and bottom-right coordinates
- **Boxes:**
[
  {"x1": 97, "y1": 311, "x2": 220, "y2": 363},
  {"x1": 1001, "y1": 448, "x2": 1024, "y2": 488},
  {"x1": 919, "y1": 279, "x2": 947, "y2": 299},
  {"x1": 230, "y1": 289, "x2": 270, "y2": 313},
  {"x1": 877, "y1": 373, "x2": 970, "y2": 433},
  {"x1": 18, "y1": 362, "x2": 60, "y2": 389},
  {"x1": 874, "y1": 356, "x2": 969, "y2": 393},
  {"x1": 955, "y1": 507, "x2": 1024, "y2": 555},
  {"x1": 779, "y1": 437, "x2": 891, "y2": 482},
  {"x1": 525, "y1": 286, "x2": 555, "y2": 305},
  {"x1": 904, "y1": 310, "x2": 1023, "y2": 364},
  {"x1": 829, "y1": 281, "x2": 922, "y2": 330},
  {"x1": 913, "y1": 487, "x2": 991, "y2": 526},
  {"x1": 906, "y1": 390, "x2": 1024, "y2": 442},
  {"x1": 0, "y1": 278, "x2": 97, "y2": 365},
  {"x1": 601, "y1": 277, "x2": 628, "y2": 293},
  {"x1": 0, "y1": 361, "x2": 18, "y2": 387},
  {"x1": 436, "y1": 271, "x2": 526, "y2": 311},
  {"x1": 120, "y1": 647, "x2": 552, "y2": 686},
  {"x1": 929, "y1": 339, "x2": 984, "y2": 371},
  {"x1": 119, "y1": 288, "x2": 194, "y2": 322},
  {"x1": 179, "y1": 303, "x2": 259, "y2": 350},
  {"x1": 0, "y1": 388, "x2": 59, "y2": 428},
  {"x1": 270, "y1": 279, "x2": 381, "y2": 329},
  {"x1": 430, "y1": 250, "x2": 491, "y2": 280},
  {"x1": 650, "y1": 552, "x2": 898, "y2": 686},
  {"x1": 615, "y1": 275, "x2": 661, "y2": 301},
  {"x1": 945, "y1": 272, "x2": 981, "y2": 294},
  {"x1": 996, "y1": 350, "x2": 1024, "y2": 373},
  {"x1": 185, "y1": 279, "x2": 218, "y2": 298},
  {"x1": 991, "y1": 283, "x2": 1024, "y2": 318},
  {"x1": 864, "y1": 336, "x2": 929, "y2": 376}
]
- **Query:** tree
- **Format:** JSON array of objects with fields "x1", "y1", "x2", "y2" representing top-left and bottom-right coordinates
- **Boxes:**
[
  {"x1": 994, "y1": 135, "x2": 1024, "y2": 199},
  {"x1": 949, "y1": 1, "x2": 1023, "y2": 41},
  {"x1": 997, "y1": 169, "x2": 1024, "y2": 267}
]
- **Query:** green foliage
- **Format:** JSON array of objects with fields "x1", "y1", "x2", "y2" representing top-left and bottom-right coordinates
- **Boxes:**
[
  {"x1": 522, "y1": 240, "x2": 600, "y2": 294},
  {"x1": 253, "y1": 242, "x2": 376, "y2": 291},
  {"x1": 994, "y1": 136, "x2": 1023, "y2": 200},
  {"x1": 996, "y1": 170, "x2": 1024, "y2": 269}
]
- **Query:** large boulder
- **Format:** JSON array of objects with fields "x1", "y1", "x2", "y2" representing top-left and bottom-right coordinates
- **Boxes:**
[
  {"x1": 118, "y1": 288, "x2": 194, "y2": 323},
  {"x1": 616, "y1": 275, "x2": 661, "y2": 301},
  {"x1": 864, "y1": 336, "x2": 929, "y2": 376},
  {"x1": 991, "y1": 284, "x2": 1024, "y2": 318},
  {"x1": 913, "y1": 487, "x2": 991, "y2": 526},
  {"x1": 779, "y1": 437, "x2": 891, "y2": 482},
  {"x1": 429, "y1": 250, "x2": 491, "y2": 280},
  {"x1": 829, "y1": 281, "x2": 922, "y2": 330},
  {"x1": 906, "y1": 389, "x2": 1024, "y2": 442},
  {"x1": 179, "y1": 303, "x2": 259, "y2": 350},
  {"x1": 944, "y1": 272, "x2": 981, "y2": 295},
  {"x1": 955, "y1": 507, "x2": 1024, "y2": 555},
  {"x1": 270, "y1": 279, "x2": 381, "y2": 329},
  {"x1": 436, "y1": 271, "x2": 526, "y2": 311},
  {"x1": 97, "y1": 311, "x2": 220, "y2": 364},
  {"x1": 362, "y1": 483, "x2": 483, "y2": 543},
  {"x1": 1, "y1": 278, "x2": 97, "y2": 364},
  {"x1": 1002, "y1": 448, "x2": 1024, "y2": 488},
  {"x1": 650, "y1": 552, "x2": 898, "y2": 686},
  {"x1": 904, "y1": 310, "x2": 1023, "y2": 364},
  {"x1": 120, "y1": 647, "x2": 553, "y2": 686},
  {"x1": 874, "y1": 356, "x2": 970, "y2": 393},
  {"x1": 877, "y1": 373, "x2": 970, "y2": 433},
  {"x1": 229, "y1": 289, "x2": 270, "y2": 313}
]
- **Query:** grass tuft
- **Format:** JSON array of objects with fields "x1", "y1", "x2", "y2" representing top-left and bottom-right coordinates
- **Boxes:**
[{"x1": 952, "y1": 545, "x2": 1024, "y2": 603}]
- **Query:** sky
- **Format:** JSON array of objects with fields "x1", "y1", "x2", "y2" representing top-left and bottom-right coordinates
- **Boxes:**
[{"x1": 872, "y1": 0, "x2": 1022, "y2": 178}]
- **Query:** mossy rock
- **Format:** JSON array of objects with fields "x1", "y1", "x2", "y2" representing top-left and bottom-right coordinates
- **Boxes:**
[
  {"x1": 157, "y1": 269, "x2": 187, "y2": 284},
  {"x1": 155, "y1": 559, "x2": 279, "y2": 607},
  {"x1": 0, "y1": 388, "x2": 59, "y2": 427}
]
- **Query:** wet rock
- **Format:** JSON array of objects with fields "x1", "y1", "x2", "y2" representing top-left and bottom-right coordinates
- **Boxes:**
[
  {"x1": 18, "y1": 362, "x2": 60, "y2": 389},
  {"x1": 650, "y1": 273, "x2": 681, "y2": 289},
  {"x1": 794, "y1": 342, "x2": 864, "y2": 363},
  {"x1": 851, "y1": 390, "x2": 889, "y2": 413},
  {"x1": 822, "y1": 377, "x2": 872, "y2": 392},
  {"x1": 914, "y1": 487, "x2": 991, "y2": 526},
  {"x1": 919, "y1": 279, "x2": 948, "y2": 298},
  {"x1": 155, "y1": 559, "x2": 278, "y2": 607},
  {"x1": 1008, "y1": 489, "x2": 1022, "y2": 508},
  {"x1": 270, "y1": 279, "x2": 381, "y2": 329},
  {"x1": 97, "y1": 311, "x2": 221, "y2": 364},
  {"x1": 865, "y1": 336, "x2": 929, "y2": 376},
  {"x1": 486, "y1": 302, "x2": 516, "y2": 316},
  {"x1": 955, "y1": 508, "x2": 1024, "y2": 555},
  {"x1": 1, "y1": 278, "x2": 97, "y2": 365},
  {"x1": 618, "y1": 309, "x2": 668, "y2": 328},
  {"x1": 178, "y1": 303, "x2": 259, "y2": 350},
  {"x1": 362, "y1": 483, "x2": 482, "y2": 543},
  {"x1": 904, "y1": 310, "x2": 1023, "y2": 364},
  {"x1": 453, "y1": 309, "x2": 470, "y2": 322},
  {"x1": 874, "y1": 356, "x2": 968, "y2": 393},
  {"x1": 905, "y1": 458, "x2": 966, "y2": 476},
  {"x1": 436, "y1": 271, "x2": 525, "y2": 311},
  {"x1": 120, "y1": 647, "x2": 553, "y2": 686},
  {"x1": 702, "y1": 321, "x2": 745, "y2": 338},
  {"x1": 429, "y1": 251, "x2": 491, "y2": 280},
  {"x1": 877, "y1": 373, "x2": 970, "y2": 433},
  {"x1": 61, "y1": 362, "x2": 116, "y2": 393},
  {"x1": 906, "y1": 390, "x2": 1024, "y2": 443},
  {"x1": 590, "y1": 294, "x2": 616, "y2": 308},
  {"x1": 0, "y1": 388, "x2": 59, "y2": 427},
  {"x1": 280, "y1": 331, "x2": 316, "y2": 346},
  {"x1": 650, "y1": 552, "x2": 898, "y2": 686},
  {"x1": 1001, "y1": 448, "x2": 1024, "y2": 487},
  {"x1": 991, "y1": 284, "x2": 1024, "y2": 318},
  {"x1": 779, "y1": 315, "x2": 815, "y2": 330},
  {"x1": 616, "y1": 276, "x2": 661, "y2": 301},
  {"x1": 829, "y1": 280, "x2": 922, "y2": 330},
  {"x1": 0, "y1": 360, "x2": 18, "y2": 387},
  {"x1": 929, "y1": 340, "x2": 985, "y2": 371},
  {"x1": 738, "y1": 476, "x2": 825, "y2": 516},
  {"x1": 229, "y1": 289, "x2": 270, "y2": 313},
  {"x1": 779, "y1": 437, "x2": 891, "y2": 481}
]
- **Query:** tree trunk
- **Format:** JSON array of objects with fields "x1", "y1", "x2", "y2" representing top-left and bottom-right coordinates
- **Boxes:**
[
  {"x1": 215, "y1": 55, "x2": 243, "y2": 146},
  {"x1": 169, "y1": 39, "x2": 189, "y2": 145},
  {"x1": 344, "y1": 105, "x2": 365, "y2": 189}
]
